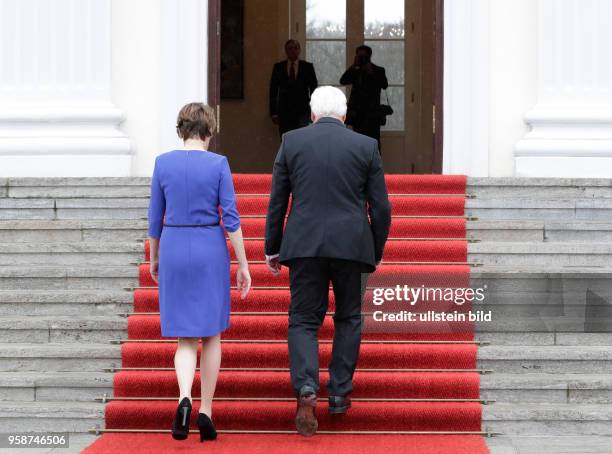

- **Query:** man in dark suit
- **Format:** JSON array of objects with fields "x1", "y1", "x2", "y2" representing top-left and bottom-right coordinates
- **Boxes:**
[
  {"x1": 269, "y1": 39, "x2": 318, "y2": 138},
  {"x1": 340, "y1": 45, "x2": 389, "y2": 151},
  {"x1": 264, "y1": 86, "x2": 392, "y2": 436}
]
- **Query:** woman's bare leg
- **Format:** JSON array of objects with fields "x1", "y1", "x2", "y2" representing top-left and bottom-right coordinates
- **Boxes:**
[
  {"x1": 199, "y1": 334, "x2": 221, "y2": 417},
  {"x1": 174, "y1": 337, "x2": 199, "y2": 404}
]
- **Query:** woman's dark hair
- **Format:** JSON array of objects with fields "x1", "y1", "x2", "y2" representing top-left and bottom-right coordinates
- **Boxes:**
[
  {"x1": 356, "y1": 45, "x2": 373, "y2": 57},
  {"x1": 176, "y1": 102, "x2": 217, "y2": 141},
  {"x1": 285, "y1": 39, "x2": 301, "y2": 49}
]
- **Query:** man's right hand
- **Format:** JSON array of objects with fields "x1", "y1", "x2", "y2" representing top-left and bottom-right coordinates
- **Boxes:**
[
  {"x1": 271, "y1": 115, "x2": 280, "y2": 125},
  {"x1": 266, "y1": 254, "x2": 282, "y2": 276}
]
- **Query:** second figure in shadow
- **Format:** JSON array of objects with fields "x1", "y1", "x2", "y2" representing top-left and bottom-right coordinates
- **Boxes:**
[{"x1": 340, "y1": 45, "x2": 389, "y2": 151}]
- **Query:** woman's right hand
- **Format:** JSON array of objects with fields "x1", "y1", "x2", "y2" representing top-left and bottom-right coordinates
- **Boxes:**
[
  {"x1": 150, "y1": 259, "x2": 159, "y2": 284},
  {"x1": 236, "y1": 264, "x2": 251, "y2": 300}
]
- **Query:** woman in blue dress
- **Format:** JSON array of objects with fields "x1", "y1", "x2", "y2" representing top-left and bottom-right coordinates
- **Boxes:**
[{"x1": 147, "y1": 102, "x2": 251, "y2": 442}]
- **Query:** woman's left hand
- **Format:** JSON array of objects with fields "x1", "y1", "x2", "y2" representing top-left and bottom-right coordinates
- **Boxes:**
[{"x1": 150, "y1": 260, "x2": 159, "y2": 284}]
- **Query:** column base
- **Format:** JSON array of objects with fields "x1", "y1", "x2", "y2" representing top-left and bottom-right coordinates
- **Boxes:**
[
  {"x1": 0, "y1": 153, "x2": 132, "y2": 177},
  {"x1": 0, "y1": 105, "x2": 133, "y2": 176},
  {"x1": 515, "y1": 155, "x2": 612, "y2": 178},
  {"x1": 515, "y1": 105, "x2": 612, "y2": 177}
]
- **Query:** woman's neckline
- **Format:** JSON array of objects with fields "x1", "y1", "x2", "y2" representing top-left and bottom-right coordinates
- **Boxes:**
[{"x1": 175, "y1": 148, "x2": 207, "y2": 152}]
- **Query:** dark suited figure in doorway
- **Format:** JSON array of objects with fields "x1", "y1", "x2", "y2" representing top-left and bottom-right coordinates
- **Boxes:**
[
  {"x1": 340, "y1": 45, "x2": 389, "y2": 151},
  {"x1": 264, "y1": 86, "x2": 391, "y2": 437},
  {"x1": 269, "y1": 40, "x2": 318, "y2": 137}
]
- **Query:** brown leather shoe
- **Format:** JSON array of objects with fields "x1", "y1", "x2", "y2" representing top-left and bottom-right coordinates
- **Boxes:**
[{"x1": 295, "y1": 386, "x2": 318, "y2": 437}]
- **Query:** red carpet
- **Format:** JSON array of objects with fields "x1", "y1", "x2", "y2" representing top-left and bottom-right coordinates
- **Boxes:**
[
  {"x1": 83, "y1": 434, "x2": 488, "y2": 454},
  {"x1": 83, "y1": 174, "x2": 490, "y2": 453}
]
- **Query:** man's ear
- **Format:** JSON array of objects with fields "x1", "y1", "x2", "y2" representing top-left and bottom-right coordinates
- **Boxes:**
[
  {"x1": 340, "y1": 115, "x2": 346, "y2": 123},
  {"x1": 311, "y1": 112, "x2": 316, "y2": 123}
]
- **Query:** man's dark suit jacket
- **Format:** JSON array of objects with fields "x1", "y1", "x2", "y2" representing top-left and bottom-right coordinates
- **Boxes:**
[
  {"x1": 264, "y1": 117, "x2": 392, "y2": 273},
  {"x1": 269, "y1": 60, "x2": 318, "y2": 119},
  {"x1": 340, "y1": 63, "x2": 388, "y2": 126}
]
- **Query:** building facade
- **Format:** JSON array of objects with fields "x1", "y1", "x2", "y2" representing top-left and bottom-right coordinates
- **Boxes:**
[{"x1": 1, "y1": 0, "x2": 611, "y2": 178}]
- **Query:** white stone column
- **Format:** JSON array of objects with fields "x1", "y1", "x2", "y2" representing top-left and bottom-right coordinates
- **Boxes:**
[
  {"x1": 159, "y1": 0, "x2": 209, "y2": 157},
  {"x1": 0, "y1": 0, "x2": 131, "y2": 177},
  {"x1": 515, "y1": 0, "x2": 612, "y2": 177},
  {"x1": 442, "y1": 0, "x2": 490, "y2": 177}
]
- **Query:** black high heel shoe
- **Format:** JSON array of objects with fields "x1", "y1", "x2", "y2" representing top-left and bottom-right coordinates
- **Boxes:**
[
  {"x1": 171, "y1": 397, "x2": 192, "y2": 440},
  {"x1": 197, "y1": 412, "x2": 217, "y2": 442}
]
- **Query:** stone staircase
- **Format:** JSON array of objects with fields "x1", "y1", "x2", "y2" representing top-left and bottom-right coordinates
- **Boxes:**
[
  {"x1": 0, "y1": 177, "x2": 611, "y2": 453},
  {"x1": 465, "y1": 178, "x2": 612, "y2": 452},
  {"x1": 0, "y1": 178, "x2": 142, "y2": 440}
]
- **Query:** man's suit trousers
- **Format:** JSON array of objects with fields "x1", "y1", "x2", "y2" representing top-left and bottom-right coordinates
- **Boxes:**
[{"x1": 287, "y1": 257, "x2": 368, "y2": 397}]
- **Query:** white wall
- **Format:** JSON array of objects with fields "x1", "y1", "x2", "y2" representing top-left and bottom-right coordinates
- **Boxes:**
[
  {"x1": 443, "y1": 0, "x2": 538, "y2": 177},
  {"x1": 3, "y1": 0, "x2": 608, "y2": 177},
  {"x1": 111, "y1": 0, "x2": 209, "y2": 177},
  {"x1": 488, "y1": 0, "x2": 537, "y2": 176},
  {"x1": 111, "y1": 0, "x2": 162, "y2": 177},
  {"x1": 443, "y1": 0, "x2": 490, "y2": 176},
  {"x1": 445, "y1": 0, "x2": 612, "y2": 177}
]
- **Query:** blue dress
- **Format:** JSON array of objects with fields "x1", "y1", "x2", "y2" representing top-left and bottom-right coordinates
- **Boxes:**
[{"x1": 147, "y1": 149, "x2": 241, "y2": 337}]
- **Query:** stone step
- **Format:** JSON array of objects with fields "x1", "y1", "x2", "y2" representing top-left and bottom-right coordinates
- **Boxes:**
[
  {"x1": 467, "y1": 220, "x2": 544, "y2": 242},
  {"x1": 0, "y1": 290, "x2": 132, "y2": 315},
  {"x1": 468, "y1": 242, "x2": 612, "y2": 267},
  {"x1": 0, "y1": 371, "x2": 113, "y2": 402},
  {"x1": 482, "y1": 403, "x2": 612, "y2": 436},
  {"x1": 0, "y1": 198, "x2": 147, "y2": 220},
  {"x1": 466, "y1": 198, "x2": 612, "y2": 221},
  {"x1": 475, "y1": 333, "x2": 612, "y2": 346},
  {"x1": 1, "y1": 263, "x2": 609, "y2": 291},
  {"x1": 467, "y1": 220, "x2": 612, "y2": 242},
  {"x1": 2, "y1": 370, "x2": 610, "y2": 405},
  {"x1": 3, "y1": 241, "x2": 612, "y2": 267},
  {"x1": 3, "y1": 177, "x2": 150, "y2": 198},
  {"x1": 0, "y1": 242, "x2": 142, "y2": 266},
  {"x1": 0, "y1": 400, "x2": 105, "y2": 433},
  {"x1": 0, "y1": 219, "x2": 149, "y2": 242},
  {"x1": 2, "y1": 196, "x2": 612, "y2": 221},
  {"x1": 1, "y1": 401, "x2": 611, "y2": 435},
  {"x1": 0, "y1": 289, "x2": 133, "y2": 316},
  {"x1": 473, "y1": 289, "x2": 612, "y2": 306},
  {"x1": 0, "y1": 266, "x2": 138, "y2": 290},
  {"x1": 2, "y1": 343, "x2": 610, "y2": 375},
  {"x1": 487, "y1": 435, "x2": 612, "y2": 454},
  {"x1": 3, "y1": 176, "x2": 612, "y2": 197},
  {"x1": 0, "y1": 243, "x2": 141, "y2": 267},
  {"x1": 471, "y1": 266, "x2": 612, "y2": 290},
  {"x1": 0, "y1": 311, "x2": 609, "y2": 344},
  {"x1": 2, "y1": 218, "x2": 611, "y2": 244},
  {"x1": 467, "y1": 177, "x2": 612, "y2": 199},
  {"x1": 477, "y1": 346, "x2": 612, "y2": 374},
  {"x1": 0, "y1": 343, "x2": 120, "y2": 372},
  {"x1": 6, "y1": 176, "x2": 478, "y2": 198},
  {"x1": 0, "y1": 316, "x2": 126, "y2": 343},
  {"x1": 481, "y1": 373, "x2": 612, "y2": 404},
  {"x1": 475, "y1": 319, "x2": 612, "y2": 334}
]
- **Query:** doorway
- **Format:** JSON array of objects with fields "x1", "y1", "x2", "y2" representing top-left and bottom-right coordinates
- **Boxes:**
[{"x1": 208, "y1": 0, "x2": 443, "y2": 174}]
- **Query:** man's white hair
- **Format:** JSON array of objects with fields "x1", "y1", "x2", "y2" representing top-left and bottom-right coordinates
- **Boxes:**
[{"x1": 309, "y1": 86, "x2": 347, "y2": 119}]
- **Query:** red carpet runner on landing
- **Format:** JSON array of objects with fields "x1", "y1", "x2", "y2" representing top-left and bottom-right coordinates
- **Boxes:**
[{"x1": 83, "y1": 174, "x2": 490, "y2": 453}]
